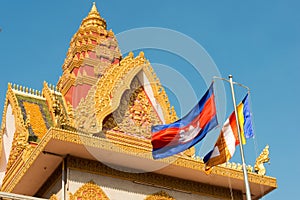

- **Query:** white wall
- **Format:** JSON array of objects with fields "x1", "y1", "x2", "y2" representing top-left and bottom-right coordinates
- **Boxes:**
[{"x1": 0, "y1": 104, "x2": 16, "y2": 186}]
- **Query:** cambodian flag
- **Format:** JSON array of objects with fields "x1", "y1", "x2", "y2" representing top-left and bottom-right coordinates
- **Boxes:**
[{"x1": 151, "y1": 83, "x2": 218, "y2": 159}]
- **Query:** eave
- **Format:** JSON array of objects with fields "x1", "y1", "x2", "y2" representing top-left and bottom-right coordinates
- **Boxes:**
[{"x1": 1, "y1": 128, "x2": 277, "y2": 199}]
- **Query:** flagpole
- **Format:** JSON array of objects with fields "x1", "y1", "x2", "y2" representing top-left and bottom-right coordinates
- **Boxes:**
[{"x1": 228, "y1": 74, "x2": 252, "y2": 200}]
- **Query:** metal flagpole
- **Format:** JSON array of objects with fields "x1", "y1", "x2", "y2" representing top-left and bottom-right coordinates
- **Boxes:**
[{"x1": 228, "y1": 74, "x2": 252, "y2": 200}]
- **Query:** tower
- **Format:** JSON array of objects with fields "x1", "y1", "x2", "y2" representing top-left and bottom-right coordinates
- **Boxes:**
[{"x1": 57, "y1": 3, "x2": 121, "y2": 108}]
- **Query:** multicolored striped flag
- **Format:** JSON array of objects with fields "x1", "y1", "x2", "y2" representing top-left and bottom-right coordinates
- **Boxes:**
[
  {"x1": 237, "y1": 93, "x2": 254, "y2": 144},
  {"x1": 203, "y1": 94, "x2": 254, "y2": 173},
  {"x1": 151, "y1": 83, "x2": 218, "y2": 159}
]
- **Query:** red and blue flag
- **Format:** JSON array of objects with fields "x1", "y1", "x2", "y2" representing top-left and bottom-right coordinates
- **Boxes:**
[{"x1": 151, "y1": 83, "x2": 218, "y2": 159}]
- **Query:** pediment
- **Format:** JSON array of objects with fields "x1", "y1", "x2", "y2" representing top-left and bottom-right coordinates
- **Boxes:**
[{"x1": 74, "y1": 52, "x2": 178, "y2": 138}]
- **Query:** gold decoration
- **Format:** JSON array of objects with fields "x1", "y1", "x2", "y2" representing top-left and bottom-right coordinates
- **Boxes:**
[
  {"x1": 67, "y1": 101, "x2": 75, "y2": 127},
  {"x1": 49, "y1": 194, "x2": 59, "y2": 200},
  {"x1": 67, "y1": 156, "x2": 242, "y2": 200},
  {"x1": 254, "y1": 145, "x2": 270, "y2": 175},
  {"x1": 1, "y1": 83, "x2": 30, "y2": 174},
  {"x1": 145, "y1": 191, "x2": 175, "y2": 200},
  {"x1": 1, "y1": 128, "x2": 277, "y2": 196},
  {"x1": 182, "y1": 147, "x2": 195, "y2": 158},
  {"x1": 52, "y1": 95, "x2": 68, "y2": 128},
  {"x1": 93, "y1": 53, "x2": 177, "y2": 131},
  {"x1": 57, "y1": 3, "x2": 121, "y2": 98},
  {"x1": 74, "y1": 86, "x2": 98, "y2": 134},
  {"x1": 69, "y1": 181, "x2": 110, "y2": 200},
  {"x1": 101, "y1": 77, "x2": 161, "y2": 139},
  {"x1": 42, "y1": 82, "x2": 57, "y2": 121}
]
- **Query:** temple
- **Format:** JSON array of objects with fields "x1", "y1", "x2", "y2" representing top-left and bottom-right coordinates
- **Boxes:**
[{"x1": 0, "y1": 3, "x2": 277, "y2": 200}]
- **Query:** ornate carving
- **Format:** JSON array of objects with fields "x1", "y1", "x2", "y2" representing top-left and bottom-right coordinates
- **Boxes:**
[
  {"x1": 67, "y1": 101, "x2": 75, "y2": 127},
  {"x1": 101, "y1": 77, "x2": 161, "y2": 139},
  {"x1": 1, "y1": 127, "x2": 53, "y2": 192},
  {"x1": 52, "y1": 95, "x2": 68, "y2": 128},
  {"x1": 2, "y1": 84, "x2": 30, "y2": 173},
  {"x1": 145, "y1": 191, "x2": 175, "y2": 200},
  {"x1": 94, "y1": 52, "x2": 177, "y2": 131},
  {"x1": 57, "y1": 3, "x2": 121, "y2": 99},
  {"x1": 42, "y1": 82, "x2": 73, "y2": 130},
  {"x1": 74, "y1": 86, "x2": 98, "y2": 134},
  {"x1": 49, "y1": 194, "x2": 59, "y2": 200},
  {"x1": 254, "y1": 145, "x2": 270, "y2": 175},
  {"x1": 0, "y1": 128, "x2": 277, "y2": 194},
  {"x1": 67, "y1": 156, "x2": 242, "y2": 200},
  {"x1": 69, "y1": 181, "x2": 110, "y2": 200},
  {"x1": 42, "y1": 82, "x2": 56, "y2": 121},
  {"x1": 182, "y1": 147, "x2": 195, "y2": 158}
]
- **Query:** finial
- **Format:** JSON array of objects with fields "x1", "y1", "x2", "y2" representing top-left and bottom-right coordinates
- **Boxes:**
[
  {"x1": 139, "y1": 51, "x2": 145, "y2": 58},
  {"x1": 90, "y1": 2, "x2": 99, "y2": 14},
  {"x1": 80, "y1": 2, "x2": 106, "y2": 29},
  {"x1": 128, "y1": 52, "x2": 134, "y2": 58}
]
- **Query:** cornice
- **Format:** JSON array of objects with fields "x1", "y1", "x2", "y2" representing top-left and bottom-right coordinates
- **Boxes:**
[
  {"x1": 74, "y1": 73, "x2": 97, "y2": 86},
  {"x1": 1, "y1": 127, "x2": 277, "y2": 195}
]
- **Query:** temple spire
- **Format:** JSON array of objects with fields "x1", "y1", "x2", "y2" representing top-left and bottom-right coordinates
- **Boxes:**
[
  {"x1": 80, "y1": 2, "x2": 107, "y2": 29},
  {"x1": 90, "y1": 2, "x2": 98, "y2": 14}
]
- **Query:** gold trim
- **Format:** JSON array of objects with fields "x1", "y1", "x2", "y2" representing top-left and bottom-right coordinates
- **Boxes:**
[
  {"x1": 1, "y1": 128, "x2": 277, "y2": 195},
  {"x1": 94, "y1": 52, "x2": 177, "y2": 130},
  {"x1": 69, "y1": 181, "x2": 110, "y2": 200},
  {"x1": 67, "y1": 156, "x2": 242, "y2": 200},
  {"x1": 49, "y1": 194, "x2": 59, "y2": 200},
  {"x1": 145, "y1": 191, "x2": 175, "y2": 200},
  {"x1": 1, "y1": 84, "x2": 30, "y2": 174}
]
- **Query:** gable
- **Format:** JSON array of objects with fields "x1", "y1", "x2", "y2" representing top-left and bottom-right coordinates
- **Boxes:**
[
  {"x1": 102, "y1": 76, "x2": 162, "y2": 139},
  {"x1": 74, "y1": 52, "x2": 178, "y2": 136}
]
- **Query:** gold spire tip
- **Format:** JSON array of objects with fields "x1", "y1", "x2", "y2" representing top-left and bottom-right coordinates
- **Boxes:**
[{"x1": 91, "y1": 2, "x2": 98, "y2": 13}]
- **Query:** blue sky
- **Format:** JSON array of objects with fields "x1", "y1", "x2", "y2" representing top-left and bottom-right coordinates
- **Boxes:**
[{"x1": 0, "y1": 1, "x2": 299, "y2": 199}]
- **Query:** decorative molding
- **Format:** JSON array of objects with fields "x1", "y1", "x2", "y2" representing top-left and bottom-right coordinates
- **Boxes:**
[
  {"x1": 42, "y1": 82, "x2": 56, "y2": 122},
  {"x1": 74, "y1": 72, "x2": 97, "y2": 86},
  {"x1": 145, "y1": 191, "x2": 175, "y2": 200},
  {"x1": 57, "y1": 4, "x2": 121, "y2": 98},
  {"x1": 1, "y1": 84, "x2": 30, "y2": 173},
  {"x1": 1, "y1": 128, "x2": 277, "y2": 195},
  {"x1": 67, "y1": 156, "x2": 242, "y2": 199},
  {"x1": 93, "y1": 52, "x2": 177, "y2": 131},
  {"x1": 1, "y1": 128, "x2": 53, "y2": 192},
  {"x1": 69, "y1": 181, "x2": 110, "y2": 200},
  {"x1": 49, "y1": 194, "x2": 59, "y2": 200}
]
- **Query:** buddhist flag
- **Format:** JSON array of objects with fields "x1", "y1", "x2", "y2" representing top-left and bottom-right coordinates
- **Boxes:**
[
  {"x1": 203, "y1": 94, "x2": 254, "y2": 172},
  {"x1": 151, "y1": 83, "x2": 218, "y2": 159},
  {"x1": 237, "y1": 93, "x2": 254, "y2": 144}
]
